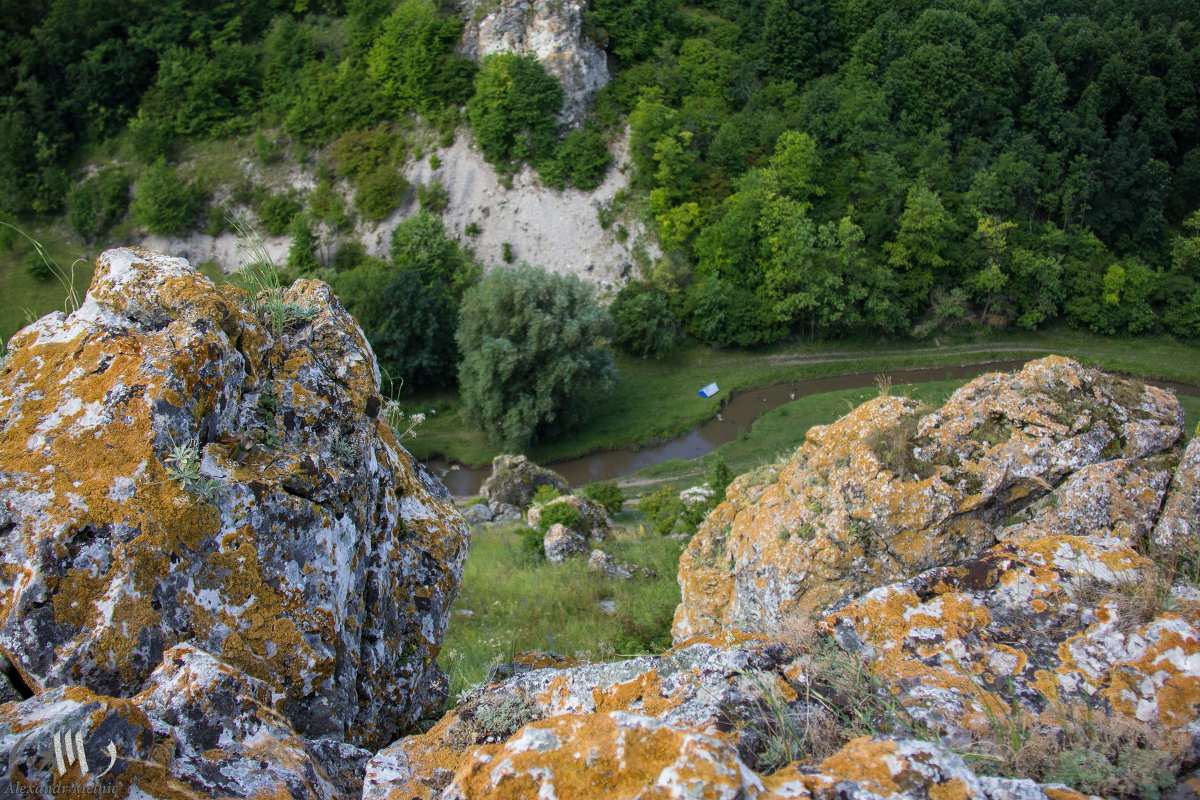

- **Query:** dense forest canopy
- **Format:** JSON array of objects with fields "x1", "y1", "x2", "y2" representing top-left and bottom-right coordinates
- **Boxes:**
[{"x1": 2, "y1": 0, "x2": 1200, "y2": 353}]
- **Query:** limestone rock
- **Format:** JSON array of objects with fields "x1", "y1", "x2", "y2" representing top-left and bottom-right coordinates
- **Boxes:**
[
  {"x1": 458, "y1": 0, "x2": 609, "y2": 127},
  {"x1": 527, "y1": 493, "x2": 611, "y2": 542},
  {"x1": 363, "y1": 636, "x2": 1093, "y2": 799},
  {"x1": 1155, "y1": 437, "x2": 1200, "y2": 552},
  {"x1": 0, "y1": 644, "x2": 345, "y2": 799},
  {"x1": 543, "y1": 523, "x2": 586, "y2": 563},
  {"x1": 673, "y1": 356, "x2": 1185, "y2": 642},
  {"x1": 459, "y1": 501, "x2": 494, "y2": 525},
  {"x1": 587, "y1": 548, "x2": 656, "y2": 581},
  {"x1": 479, "y1": 454, "x2": 567, "y2": 508},
  {"x1": 0, "y1": 247, "x2": 469, "y2": 750}
]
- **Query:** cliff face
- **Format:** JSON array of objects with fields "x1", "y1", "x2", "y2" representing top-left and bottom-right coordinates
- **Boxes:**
[
  {"x1": 0, "y1": 247, "x2": 468, "y2": 794},
  {"x1": 458, "y1": 0, "x2": 609, "y2": 127}
]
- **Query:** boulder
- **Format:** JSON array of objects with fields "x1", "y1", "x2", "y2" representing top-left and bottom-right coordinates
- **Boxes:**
[
  {"x1": 0, "y1": 643, "x2": 350, "y2": 799},
  {"x1": 543, "y1": 523, "x2": 587, "y2": 563},
  {"x1": 526, "y1": 494, "x2": 611, "y2": 542},
  {"x1": 459, "y1": 501, "x2": 494, "y2": 525},
  {"x1": 1155, "y1": 437, "x2": 1200, "y2": 553},
  {"x1": 587, "y1": 548, "x2": 656, "y2": 581},
  {"x1": 0, "y1": 248, "x2": 469, "y2": 750},
  {"x1": 487, "y1": 501, "x2": 522, "y2": 523},
  {"x1": 673, "y1": 356, "x2": 1185, "y2": 642},
  {"x1": 479, "y1": 454, "x2": 567, "y2": 509}
]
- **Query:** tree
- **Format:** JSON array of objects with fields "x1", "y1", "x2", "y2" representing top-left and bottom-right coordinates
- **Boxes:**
[
  {"x1": 466, "y1": 54, "x2": 563, "y2": 172},
  {"x1": 332, "y1": 260, "x2": 459, "y2": 390},
  {"x1": 456, "y1": 264, "x2": 617, "y2": 450},
  {"x1": 389, "y1": 211, "x2": 478, "y2": 301},
  {"x1": 366, "y1": 0, "x2": 474, "y2": 115},
  {"x1": 610, "y1": 281, "x2": 680, "y2": 357},
  {"x1": 287, "y1": 213, "x2": 320, "y2": 275}
]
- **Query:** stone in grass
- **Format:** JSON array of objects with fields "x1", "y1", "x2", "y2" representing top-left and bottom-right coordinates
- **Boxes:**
[
  {"x1": 587, "y1": 548, "x2": 657, "y2": 581},
  {"x1": 460, "y1": 501, "x2": 494, "y2": 525},
  {"x1": 489, "y1": 502, "x2": 522, "y2": 523},
  {"x1": 480, "y1": 454, "x2": 567, "y2": 508},
  {"x1": 544, "y1": 523, "x2": 587, "y2": 563}
]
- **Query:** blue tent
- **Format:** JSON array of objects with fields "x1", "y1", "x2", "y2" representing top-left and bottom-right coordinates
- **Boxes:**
[{"x1": 698, "y1": 382, "x2": 719, "y2": 398}]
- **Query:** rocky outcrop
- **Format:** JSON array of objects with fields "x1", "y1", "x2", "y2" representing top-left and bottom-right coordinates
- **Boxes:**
[
  {"x1": 543, "y1": 523, "x2": 587, "y2": 563},
  {"x1": 458, "y1": 0, "x2": 609, "y2": 127},
  {"x1": 526, "y1": 493, "x2": 611, "y2": 541},
  {"x1": 0, "y1": 248, "x2": 469, "y2": 753},
  {"x1": 479, "y1": 454, "x2": 567, "y2": 508},
  {"x1": 674, "y1": 356, "x2": 1185, "y2": 641}
]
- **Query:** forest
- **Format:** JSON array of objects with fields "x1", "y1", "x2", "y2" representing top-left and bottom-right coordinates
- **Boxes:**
[{"x1": 2, "y1": 0, "x2": 1200, "y2": 444}]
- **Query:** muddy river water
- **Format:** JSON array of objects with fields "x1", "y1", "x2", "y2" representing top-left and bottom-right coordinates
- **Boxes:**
[{"x1": 426, "y1": 360, "x2": 1199, "y2": 497}]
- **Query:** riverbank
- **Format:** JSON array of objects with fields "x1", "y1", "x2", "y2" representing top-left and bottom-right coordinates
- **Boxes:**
[{"x1": 400, "y1": 330, "x2": 1200, "y2": 469}]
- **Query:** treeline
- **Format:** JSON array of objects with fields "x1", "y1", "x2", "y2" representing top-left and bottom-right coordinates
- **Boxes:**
[
  {"x1": 0, "y1": 0, "x2": 608, "y2": 229},
  {"x1": 591, "y1": 0, "x2": 1200, "y2": 343}
]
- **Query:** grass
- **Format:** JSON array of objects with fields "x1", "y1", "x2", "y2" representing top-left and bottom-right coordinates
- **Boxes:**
[
  {"x1": 399, "y1": 330, "x2": 1200, "y2": 468},
  {"x1": 0, "y1": 222, "x2": 94, "y2": 344},
  {"x1": 439, "y1": 514, "x2": 685, "y2": 702}
]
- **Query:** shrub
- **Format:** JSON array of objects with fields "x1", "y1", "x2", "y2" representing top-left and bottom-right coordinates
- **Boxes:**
[
  {"x1": 518, "y1": 525, "x2": 545, "y2": 560},
  {"x1": 532, "y1": 484, "x2": 563, "y2": 505},
  {"x1": 130, "y1": 158, "x2": 205, "y2": 237},
  {"x1": 456, "y1": 263, "x2": 617, "y2": 450},
  {"x1": 640, "y1": 486, "x2": 684, "y2": 535},
  {"x1": 582, "y1": 481, "x2": 624, "y2": 514},
  {"x1": 23, "y1": 250, "x2": 54, "y2": 280},
  {"x1": 542, "y1": 127, "x2": 612, "y2": 190},
  {"x1": 355, "y1": 167, "x2": 407, "y2": 222},
  {"x1": 535, "y1": 501, "x2": 581, "y2": 534},
  {"x1": 501, "y1": 242, "x2": 514, "y2": 263},
  {"x1": 389, "y1": 211, "x2": 479, "y2": 300},
  {"x1": 286, "y1": 213, "x2": 320, "y2": 274},
  {"x1": 256, "y1": 191, "x2": 303, "y2": 236},
  {"x1": 417, "y1": 181, "x2": 449, "y2": 214}
]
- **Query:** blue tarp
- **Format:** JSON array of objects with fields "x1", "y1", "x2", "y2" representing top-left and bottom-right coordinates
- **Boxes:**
[{"x1": 698, "y1": 382, "x2": 719, "y2": 398}]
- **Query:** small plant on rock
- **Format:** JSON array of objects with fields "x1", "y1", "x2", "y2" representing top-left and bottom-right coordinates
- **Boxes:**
[
  {"x1": 165, "y1": 440, "x2": 222, "y2": 502},
  {"x1": 447, "y1": 691, "x2": 541, "y2": 748}
]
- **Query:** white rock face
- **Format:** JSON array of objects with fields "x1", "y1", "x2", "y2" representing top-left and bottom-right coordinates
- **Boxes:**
[{"x1": 458, "y1": 0, "x2": 609, "y2": 128}]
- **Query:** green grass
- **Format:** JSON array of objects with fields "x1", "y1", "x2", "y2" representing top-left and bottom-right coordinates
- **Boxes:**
[
  {"x1": 439, "y1": 514, "x2": 685, "y2": 702},
  {"x1": 401, "y1": 329, "x2": 1200, "y2": 468},
  {"x1": 0, "y1": 223, "x2": 95, "y2": 344}
]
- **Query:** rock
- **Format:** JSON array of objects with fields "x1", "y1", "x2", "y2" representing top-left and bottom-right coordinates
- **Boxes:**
[
  {"x1": 673, "y1": 356, "x2": 1185, "y2": 642},
  {"x1": 364, "y1": 636, "x2": 1088, "y2": 799},
  {"x1": 487, "y1": 501, "x2": 522, "y2": 523},
  {"x1": 598, "y1": 600, "x2": 616, "y2": 614},
  {"x1": 680, "y1": 483, "x2": 715, "y2": 505},
  {"x1": 460, "y1": 501, "x2": 494, "y2": 525},
  {"x1": 0, "y1": 248, "x2": 469, "y2": 749},
  {"x1": 526, "y1": 494, "x2": 611, "y2": 542},
  {"x1": 587, "y1": 548, "x2": 656, "y2": 581},
  {"x1": 458, "y1": 0, "x2": 609, "y2": 127},
  {"x1": 1155, "y1": 437, "x2": 1200, "y2": 553},
  {"x1": 0, "y1": 644, "x2": 345, "y2": 799},
  {"x1": 479, "y1": 454, "x2": 567, "y2": 508},
  {"x1": 543, "y1": 523, "x2": 586, "y2": 563}
]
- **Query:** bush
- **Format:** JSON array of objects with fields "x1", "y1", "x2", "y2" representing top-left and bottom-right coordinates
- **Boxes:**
[
  {"x1": 417, "y1": 181, "x2": 449, "y2": 214},
  {"x1": 640, "y1": 486, "x2": 684, "y2": 536},
  {"x1": 389, "y1": 211, "x2": 479, "y2": 300},
  {"x1": 456, "y1": 263, "x2": 617, "y2": 450},
  {"x1": 66, "y1": 167, "x2": 130, "y2": 240},
  {"x1": 355, "y1": 167, "x2": 407, "y2": 222},
  {"x1": 286, "y1": 213, "x2": 320, "y2": 274},
  {"x1": 582, "y1": 481, "x2": 624, "y2": 514},
  {"x1": 130, "y1": 158, "x2": 205, "y2": 236},
  {"x1": 535, "y1": 502, "x2": 581, "y2": 533},
  {"x1": 541, "y1": 127, "x2": 612, "y2": 190},
  {"x1": 610, "y1": 281, "x2": 680, "y2": 357},
  {"x1": 532, "y1": 484, "x2": 563, "y2": 505},
  {"x1": 23, "y1": 250, "x2": 54, "y2": 280},
  {"x1": 256, "y1": 191, "x2": 303, "y2": 236},
  {"x1": 518, "y1": 525, "x2": 545, "y2": 561}
]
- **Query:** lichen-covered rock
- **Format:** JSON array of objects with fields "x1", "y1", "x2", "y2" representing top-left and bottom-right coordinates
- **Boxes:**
[
  {"x1": 543, "y1": 523, "x2": 586, "y2": 563},
  {"x1": 479, "y1": 454, "x2": 567, "y2": 509},
  {"x1": 0, "y1": 644, "x2": 347, "y2": 799},
  {"x1": 460, "y1": 501, "x2": 494, "y2": 525},
  {"x1": 487, "y1": 502, "x2": 521, "y2": 523},
  {"x1": 458, "y1": 0, "x2": 609, "y2": 127},
  {"x1": 0, "y1": 248, "x2": 469, "y2": 749},
  {"x1": 527, "y1": 494, "x2": 611, "y2": 542},
  {"x1": 363, "y1": 636, "x2": 1100, "y2": 800},
  {"x1": 587, "y1": 549, "x2": 656, "y2": 581},
  {"x1": 1155, "y1": 437, "x2": 1200, "y2": 553},
  {"x1": 674, "y1": 356, "x2": 1185, "y2": 642}
]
